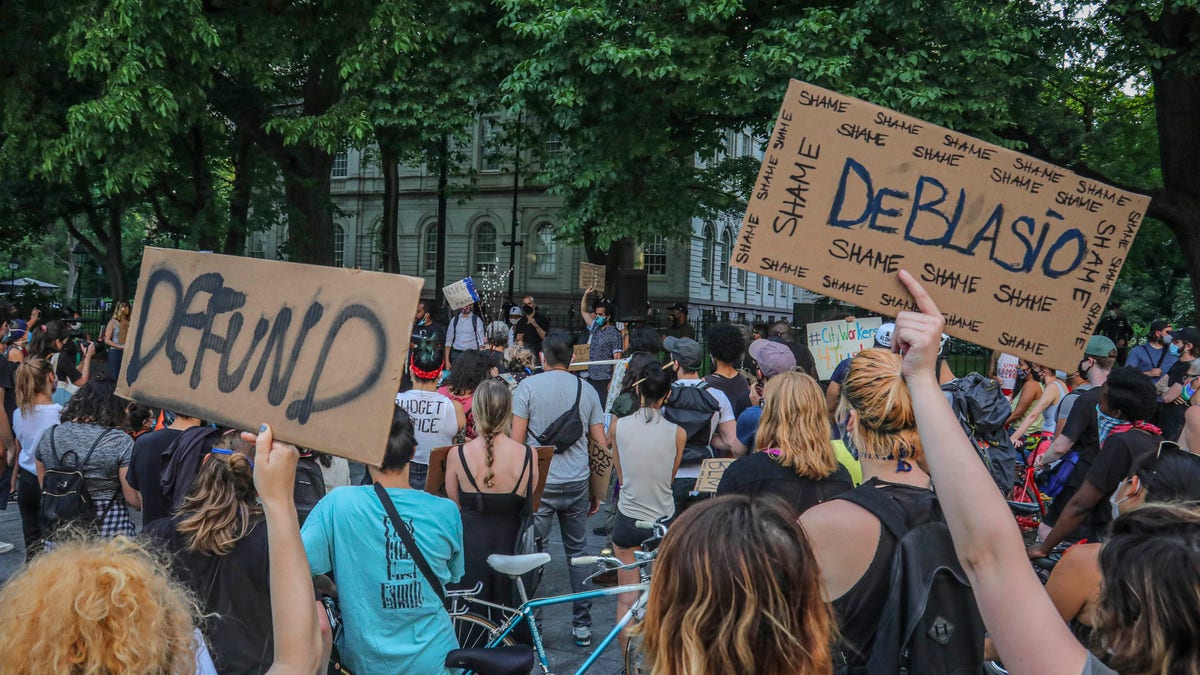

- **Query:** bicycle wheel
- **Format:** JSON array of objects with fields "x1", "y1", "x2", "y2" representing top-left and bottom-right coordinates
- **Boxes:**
[
  {"x1": 625, "y1": 634, "x2": 646, "y2": 675},
  {"x1": 453, "y1": 612, "x2": 516, "y2": 649}
]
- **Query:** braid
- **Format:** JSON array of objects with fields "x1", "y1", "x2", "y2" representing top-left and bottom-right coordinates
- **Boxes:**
[{"x1": 483, "y1": 433, "x2": 496, "y2": 488}]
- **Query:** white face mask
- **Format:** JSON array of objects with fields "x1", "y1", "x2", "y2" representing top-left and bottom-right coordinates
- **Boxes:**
[{"x1": 1110, "y1": 479, "x2": 1131, "y2": 520}]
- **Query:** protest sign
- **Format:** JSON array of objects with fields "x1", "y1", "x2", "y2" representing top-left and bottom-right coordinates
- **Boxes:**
[
  {"x1": 732, "y1": 80, "x2": 1150, "y2": 370},
  {"x1": 589, "y1": 437, "x2": 614, "y2": 502},
  {"x1": 443, "y1": 277, "x2": 479, "y2": 310},
  {"x1": 569, "y1": 343, "x2": 590, "y2": 372},
  {"x1": 694, "y1": 458, "x2": 735, "y2": 494},
  {"x1": 118, "y1": 247, "x2": 422, "y2": 465},
  {"x1": 806, "y1": 316, "x2": 883, "y2": 379},
  {"x1": 578, "y1": 262, "x2": 606, "y2": 291}
]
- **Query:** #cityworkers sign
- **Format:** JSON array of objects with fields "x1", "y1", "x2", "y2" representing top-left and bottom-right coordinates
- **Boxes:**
[
  {"x1": 117, "y1": 248, "x2": 424, "y2": 465},
  {"x1": 807, "y1": 316, "x2": 883, "y2": 379},
  {"x1": 732, "y1": 80, "x2": 1150, "y2": 370}
]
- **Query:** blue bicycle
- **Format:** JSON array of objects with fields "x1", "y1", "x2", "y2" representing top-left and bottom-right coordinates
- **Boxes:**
[{"x1": 445, "y1": 521, "x2": 666, "y2": 675}]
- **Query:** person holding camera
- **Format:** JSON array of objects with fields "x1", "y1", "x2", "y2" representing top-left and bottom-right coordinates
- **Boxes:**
[{"x1": 511, "y1": 295, "x2": 548, "y2": 359}]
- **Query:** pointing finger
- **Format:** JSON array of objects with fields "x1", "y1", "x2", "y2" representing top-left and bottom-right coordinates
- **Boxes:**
[{"x1": 898, "y1": 269, "x2": 941, "y2": 318}]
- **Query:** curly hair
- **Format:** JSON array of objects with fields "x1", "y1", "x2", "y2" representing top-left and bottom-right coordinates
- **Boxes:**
[
  {"x1": 1102, "y1": 365, "x2": 1158, "y2": 421},
  {"x1": 0, "y1": 536, "x2": 200, "y2": 674},
  {"x1": 638, "y1": 495, "x2": 834, "y2": 674},
  {"x1": 838, "y1": 348, "x2": 924, "y2": 468},
  {"x1": 444, "y1": 350, "x2": 492, "y2": 396},
  {"x1": 705, "y1": 322, "x2": 746, "y2": 366},
  {"x1": 61, "y1": 374, "x2": 130, "y2": 428}
]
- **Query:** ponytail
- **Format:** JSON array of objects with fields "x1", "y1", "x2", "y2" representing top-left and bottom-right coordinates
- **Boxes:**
[
  {"x1": 15, "y1": 357, "x2": 53, "y2": 417},
  {"x1": 175, "y1": 451, "x2": 260, "y2": 556}
]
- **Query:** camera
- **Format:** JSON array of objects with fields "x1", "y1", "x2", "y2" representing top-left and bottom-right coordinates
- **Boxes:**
[{"x1": 522, "y1": 304, "x2": 534, "y2": 315}]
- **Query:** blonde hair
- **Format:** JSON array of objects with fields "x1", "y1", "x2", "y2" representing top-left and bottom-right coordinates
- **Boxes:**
[
  {"x1": 15, "y1": 356, "x2": 54, "y2": 417},
  {"x1": 838, "y1": 348, "x2": 924, "y2": 466},
  {"x1": 638, "y1": 495, "x2": 834, "y2": 674},
  {"x1": 756, "y1": 372, "x2": 838, "y2": 479},
  {"x1": 176, "y1": 451, "x2": 261, "y2": 556},
  {"x1": 471, "y1": 379, "x2": 512, "y2": 488},
  {"x1": 0, "y1": 536, "x2": 200, "y2": 674}
]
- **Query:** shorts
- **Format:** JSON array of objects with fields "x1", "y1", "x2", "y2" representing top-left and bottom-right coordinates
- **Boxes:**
[{"x1": 613, "y1": 512, "x2": 653, "y2": 549}]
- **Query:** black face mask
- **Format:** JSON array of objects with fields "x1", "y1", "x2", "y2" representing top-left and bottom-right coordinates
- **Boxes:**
[{"x1": 1079, "y1": 359, "x2": 1092, "y2": 379}]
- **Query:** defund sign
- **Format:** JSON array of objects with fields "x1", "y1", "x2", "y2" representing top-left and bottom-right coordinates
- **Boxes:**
[
  {"x1": 733, "y1": 80, "x2": 1150, "y2": 370},
  {"x1": 118, "y1": 248, "x2": 424, "y2": 465}
]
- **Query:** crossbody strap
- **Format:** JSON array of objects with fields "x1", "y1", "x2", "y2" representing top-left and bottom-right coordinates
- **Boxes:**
[{"x1": 373, "y1": 483, "x2": 446, "y2": 605}]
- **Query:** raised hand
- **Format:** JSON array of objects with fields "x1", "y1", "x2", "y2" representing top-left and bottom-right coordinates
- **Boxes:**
[{"x1": 892, "y1": 269, "x2": 946, "y2": 382}]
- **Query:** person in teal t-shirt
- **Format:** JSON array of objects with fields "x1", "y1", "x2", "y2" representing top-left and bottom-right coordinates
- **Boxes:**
[{"x1": 302, "y1": 408, "x2": 464, "y2": 675}]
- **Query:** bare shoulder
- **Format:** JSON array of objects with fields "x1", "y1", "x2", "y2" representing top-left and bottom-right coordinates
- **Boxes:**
[
  {"x1": 801, "y1": 498, "x2": 880, "y2": 542},
  {"x1": 1056, "y1": 542, "x2": 1101, "y2": 578}
]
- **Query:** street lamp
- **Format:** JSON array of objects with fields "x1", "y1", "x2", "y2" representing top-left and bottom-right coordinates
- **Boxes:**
[{"x1": 7, "y1": 254, "x2": 19, "y2": 299}]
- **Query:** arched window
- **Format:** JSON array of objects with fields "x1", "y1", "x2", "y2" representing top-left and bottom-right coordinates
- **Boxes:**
[
  {"x1": 474, "y1": 222, "x2": 498, "y2": 276},
  {"x1": 642, "y1": 235, "x2": 667, "y2": 276},
  {"x1": 701, "y1": 224, "x2": 715, "y2": 283},
  {"x1": 333, "y1": 225, "x2": 345, "y2": 267},
  {"x1": 718, "y1": 227, "x2": 732, "y2": 284},
  {"x1": 421, "y1": 223, "x2": 438, "y2": 274},
  {"x1": 533, "y1": 223, "x2": 557, "y2": 275}
]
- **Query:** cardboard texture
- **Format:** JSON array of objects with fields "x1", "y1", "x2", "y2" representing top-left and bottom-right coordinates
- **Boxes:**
[
  {"x1": 118, "y1": 247, "x2": 423, "y2": 465},
  {"x1": 425, "y1": 445, "x2": 554, "y2": 511},
  {"x1": 569, "y1": 343, "x2": 590, "y2": 372},
  {"x1": 588, "y1": 437, "x2": 614, "y2": 502},
  {"x1": 694, "y1": 458, "x2": 736, "y2": 494},
  {"x1": 733, "y1": 80, "x2": 1150, "y2": 370},
  {"x1": 443, "y1": 278, "x2": 479, "y2": 310},
  {"x1": 806, "y1": 317, "x2": 883, "y2": 379},
  {"x1": 578, "y1": 262, "x2": 607, "y2": 291}
]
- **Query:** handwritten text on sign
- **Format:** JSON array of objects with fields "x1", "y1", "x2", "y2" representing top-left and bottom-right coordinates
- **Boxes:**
[
  {"x1": 732, "y1": 81, "x2": 1149, "y2": 370},
  {"x1": 118, "y1": 248, "x2": 424, "y2": 465},
  {"x1": 807, "y1": 317, "x2": 882, "y2": 379}
]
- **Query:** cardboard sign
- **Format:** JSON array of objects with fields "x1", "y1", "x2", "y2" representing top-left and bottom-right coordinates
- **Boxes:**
[
  {"x1": 425, "y1": 445, "x2": 554, "y2": 511},
  {"x1": 118, "y1": 248, "x2": 422, "y2": 465},
  {"x1": 578, "y1": 262, "x2": 606, "y2": 291},
  {"x1": 806, "y1": 317, "x2": 883, "y2": 379},
  {"x1": 443, "y1": 277, "x2": 479, "y2": 310},
  {"x1": 694, "y1": 458, "x2": 735, "y2": 494},
  {"x1": 589, "y1": 437, "x2": 614, "y2": 502},
  {"x1": 733, "y1": 80, "x2": 1150, "y2": 370},
  {"x1": 569, "y1": 343, "x2": 590, "y2": 372}
]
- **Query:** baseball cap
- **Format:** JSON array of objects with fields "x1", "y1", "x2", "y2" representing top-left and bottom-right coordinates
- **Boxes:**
[
  {"x1": 508, "y1": 306, "x2": 522, "y2": 317},
  {"x1": 664, "y1": 336, "x2": 703, "y2": 370},
  {"x1": 1085, "y1": 335, "x2": 1117, "y2": 358},
  {"x1": 669, "y1": 302, "x2": 687, "y2": 313},
  {"x1": 1175, "y1": 326, "x2": 1200, "y2": 349},
  {"x1": 874, "y1": 322, "x2": 895, "y2": 349},
  {"x1": 748, "y1": 339, "x2": 796, "y2": 379}
]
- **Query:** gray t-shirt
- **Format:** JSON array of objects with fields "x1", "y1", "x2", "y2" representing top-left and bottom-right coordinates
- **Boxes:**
[
  {"x1": 36, "y1": 422, "x2": 134, "y2": 504},
  {"x1": 513, "y1": 370, "x2": 603, "y2": 484},
  {"x1": 1057, "y1": 383, "x2": 1095, "y2": 429}
]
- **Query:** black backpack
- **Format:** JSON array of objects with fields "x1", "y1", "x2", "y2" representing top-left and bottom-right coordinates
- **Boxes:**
[
  {"x1": 40, "y1": 426, "x2": 117, "y2": 532},
  {"x1": 836, "y1": 481, "x2": 986, "y2": 674},
  {"x1": 941, "y1": 373, "x2": 1020, "y2": 494},
  {"x1": 294, "y1": 453, "x2": 327, "y2": 525},
  {"x1": 535, "y1": 376, "x2": 585, "y2": 454},
  {"x1": 663, "y1": 381, "x2": 721, "y2": 463}
]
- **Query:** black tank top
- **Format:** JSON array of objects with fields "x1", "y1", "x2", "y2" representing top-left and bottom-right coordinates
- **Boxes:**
[{"x1": 831, "y1": 479, "x2": 933, "y2": 671}]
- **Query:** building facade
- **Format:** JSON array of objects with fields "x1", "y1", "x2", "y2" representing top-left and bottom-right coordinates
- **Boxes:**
[{"x1": 252, "y1": 120, "x2": 822, "y2": 330}]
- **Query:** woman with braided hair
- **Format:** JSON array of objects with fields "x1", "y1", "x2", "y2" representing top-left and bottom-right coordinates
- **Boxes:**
[
  {"x1": 445, "y1": 378, "x2": 538, "y2": 614},
  {"x1": 396, "y1": 338, "x2": 465, "y2": 490}
]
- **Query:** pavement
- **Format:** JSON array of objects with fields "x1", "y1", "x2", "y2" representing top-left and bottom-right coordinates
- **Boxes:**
[{"x1": 0, "y1": 501, "x2": 626, "y2": 675}]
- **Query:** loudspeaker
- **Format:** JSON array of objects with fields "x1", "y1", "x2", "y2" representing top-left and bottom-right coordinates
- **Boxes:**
[{"x1": 613, "y1": 269, "x2": 648, "y2": 323}]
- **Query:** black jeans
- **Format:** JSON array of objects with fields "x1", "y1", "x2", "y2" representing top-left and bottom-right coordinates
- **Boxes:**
[{"x1": 18, "y1": 468, "x2": 43, "y2": 560}]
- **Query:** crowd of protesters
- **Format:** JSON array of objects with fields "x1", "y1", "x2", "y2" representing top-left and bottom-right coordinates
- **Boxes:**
[{"x1": 0, "y1": 278, "x2": 1195, "y2": 675}]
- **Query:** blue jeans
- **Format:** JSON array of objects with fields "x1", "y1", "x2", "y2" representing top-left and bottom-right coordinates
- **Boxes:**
[{"x1": 532, "y1": 479, "x2": 592, "y2": 628}]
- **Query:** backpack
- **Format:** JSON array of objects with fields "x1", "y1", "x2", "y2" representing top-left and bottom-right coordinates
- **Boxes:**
[
  {"x1": 663, "y1": 382, "x2": 721, "y2": 463},
  {"x1": 535, "y1": 376, "x2": 585, "y2": 454},
  {"x1": 294, "y1": 453, "x2": 327, "y2": 524},
  {"x1": 836, "y1": 481, "x2": 987, "y2": 674},
  {"x1": 40, "y1": 426, "x2": 116, "y2": 532},
  {"x1": 941, "y1": 373, "x2": 1020, "y2": 494}
]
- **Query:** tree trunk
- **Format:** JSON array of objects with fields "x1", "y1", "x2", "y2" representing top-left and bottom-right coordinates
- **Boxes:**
[
  {"x1": 279, "y1": 147, "x2": 335, "y2": 265},
  {"x1": 223, "y1": 127, "x2": 255, "y2": 255},
  {"x1": 104, "y1": 206, "x2": 127, "y2": 301},
  {"x1": 379, "y1": 140, "x2": 400, "y2": 273},
  {"x1": 435, "y1": 135, "x2": 449, "y2": 314}
]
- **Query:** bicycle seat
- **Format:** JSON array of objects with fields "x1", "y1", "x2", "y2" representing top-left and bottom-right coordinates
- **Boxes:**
[
  {"x1": 1006, "y1": 500, "x2": 1040, "y2": 516},
  {"x1": 445, "y1": 646, "x2": 534, "y2": 675},
  {"x1": 488, "y1": 552, "x2": 551, "y2": 576}
]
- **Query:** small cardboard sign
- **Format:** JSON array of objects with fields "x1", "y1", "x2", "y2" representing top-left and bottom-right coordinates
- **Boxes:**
[
  {"x1": 569, "y1": 343, "x2": 590, "y2": 372},
  {"x1": 578, "y1": 262, "x2": 606, "y2": 291},
  {"x1": 118, "y1": 248, "x2": 422, "y2": 465},
  {"x1": 443, "y1": 277, "x2": 479, "y2": 311},
  {"x1": 806, "y1": 317, "x2": 883, "y2": 379},
  {"x1": 694, "y1": 458, "x2": 735, "y2": 494},
  {"x1": 425, "y1": 445, "x2": 554, "y2": 511},
  {"x1": 733, "y1": 80, "x2": 1151, "y2": 371},
  {"x1": 589, "y1": 437, "x2": 614, "y2": 502}
]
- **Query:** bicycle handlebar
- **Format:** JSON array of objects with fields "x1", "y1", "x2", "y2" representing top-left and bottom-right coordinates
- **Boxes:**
[
  {"x1": 635, "y1": 520, "x2": 656, "y2": 530},
  {"x1": 571, "y1": 555, "x2": 623, "y2": 568}
]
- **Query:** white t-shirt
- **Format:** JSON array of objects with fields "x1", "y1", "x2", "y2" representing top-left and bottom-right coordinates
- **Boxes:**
[
  {"x1": 997, "y1": 353, "x2": 1020, "y2": 395},
  {"x1": 14, "y1": 403, "x2": 61, "y2": 473},
  {"x1": 395, "y1": 390, "x2": 459, "y2": 464},
  {"x1": 447, "y1": 313, "x2": 485, "y2": 352}
]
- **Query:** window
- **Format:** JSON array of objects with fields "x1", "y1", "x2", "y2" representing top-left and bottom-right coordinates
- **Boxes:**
[
  {"x1": 533, "y1": 223, "x2": 557, "y2": 275},
  {"x1": 422, "y1": 224, "x2": 438, "y2": 274},
  {"x1": 331, "y1": 151, "x2": 348, "y2": 178},
  {"x1": 480, "y1": 117, "x2": 503, "y2": 172},
  {"x1": 701, "y1": 224, "x2": 715, "y2": 283},
  {"x1": 474, "y1": 222, "x2": 498, "y2": 275},
  {"x1": 333, "y1": 225, "x2": 345, "y2": 267},
  {"x1": 736, "y1": 265, "x2": 746, "y2": 288},
  {"x1": 544, "y1": 134, "x2": 564, "y2": 156},
  {"x1": 642, "y1": 235, "x2": 667, "y2": 276},
  {"x1": 768, "y1": 277, "x2": 777, "y2": 295},
  {"x1": 718, "y1": 228, "x2": 732, "y2": 284},
  {"x1": 249, "y1": 235, "x2": 266, "y2": 259}
]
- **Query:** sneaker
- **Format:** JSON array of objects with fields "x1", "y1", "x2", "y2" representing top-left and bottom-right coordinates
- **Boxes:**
[
  {"x1": 572, "y1": 625, "x2": 591, "y2": 647},
  {"x1": 0, "y1": 541, "x2": 14, "y2": 555}
]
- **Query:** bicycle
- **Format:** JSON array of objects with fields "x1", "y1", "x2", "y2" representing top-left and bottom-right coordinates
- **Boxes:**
[{"x1": 445, "y1": 520, "x2": 667, "y2": 675}]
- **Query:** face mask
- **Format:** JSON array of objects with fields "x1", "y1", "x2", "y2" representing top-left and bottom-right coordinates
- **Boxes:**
[
  {"x1": 1079, "y1": 359, "x2": 1092, "y2": 379},
  {"x1": 1097, "y1": 405, "x2": 1127, "y2": 446},
  {"x1": 1164, "y1": 333, "x2": 1173, "y2": 345},
  {"x1": 593, "y1": 316, "x2": 606, "y2": 328},
  {"x1": 509, "y1": 317, "x2": 520, "y2": 325},
  {"x1": 1110, "y1": 480, "x2": 1130, "y2": 520}
]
